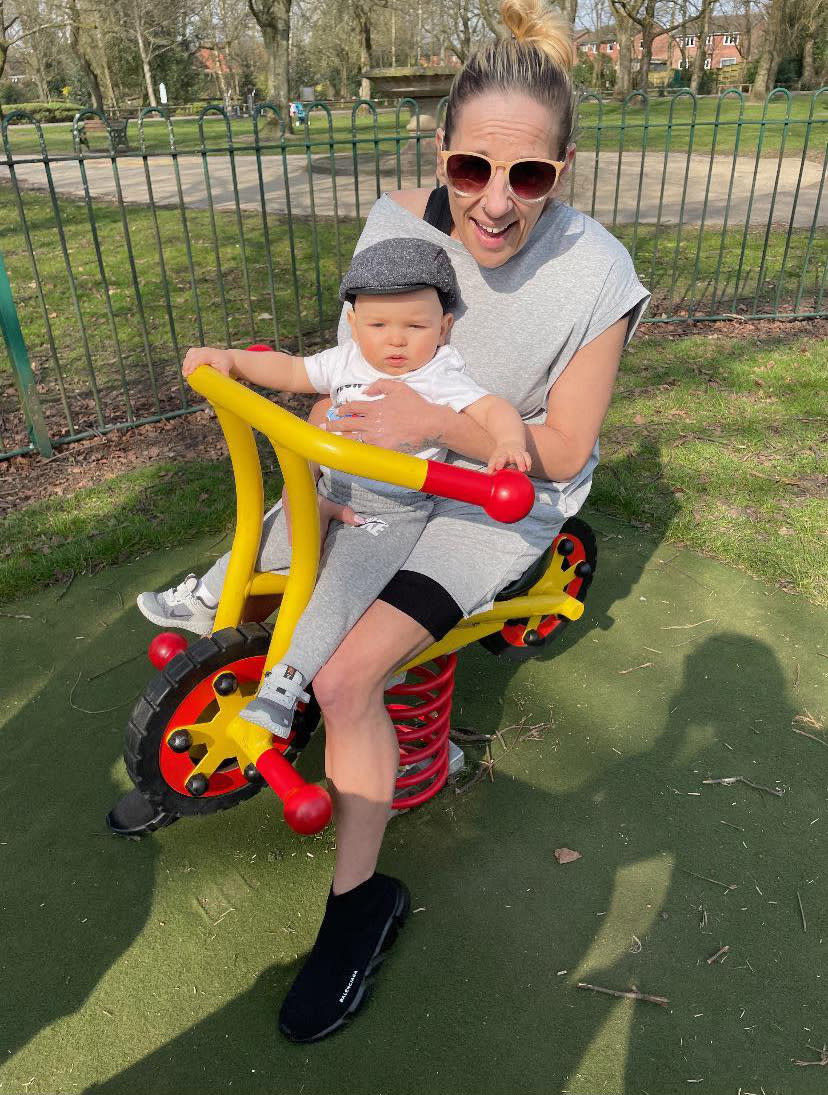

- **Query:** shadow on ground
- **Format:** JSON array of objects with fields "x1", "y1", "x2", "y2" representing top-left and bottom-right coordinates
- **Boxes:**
[{"x1": 1, "y1": 484, "x2": 826, "y2": 1094}]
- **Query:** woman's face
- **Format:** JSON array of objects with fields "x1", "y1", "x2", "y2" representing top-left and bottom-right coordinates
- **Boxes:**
[{"x1": 436, "y1": 90, "x2": 571, "y2": 269}]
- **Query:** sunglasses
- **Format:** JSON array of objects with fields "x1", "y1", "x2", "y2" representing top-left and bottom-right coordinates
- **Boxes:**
[{"x1": 439, "y1": 149, "x2": 566, "y2": 203}]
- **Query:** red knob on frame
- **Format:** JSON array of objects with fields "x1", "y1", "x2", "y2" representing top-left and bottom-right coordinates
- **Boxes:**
[
  {"x1": 255, "y1": 747, "x2": 333, "y2": 835},
  {"x1": 148, "y1": 631, "x2": 188, "y2": 669}
]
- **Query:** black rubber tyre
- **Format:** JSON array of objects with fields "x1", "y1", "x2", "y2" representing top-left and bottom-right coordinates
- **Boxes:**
[
  {"x1": 480, "y1": 517, "x2": 598, "y2": 662},
  {"x1": 124, "y1": 622, "x2": 321, "y2": 817}
]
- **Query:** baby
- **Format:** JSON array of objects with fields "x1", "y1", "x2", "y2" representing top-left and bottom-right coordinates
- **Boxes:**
[{"x1": 138, "y1": 237, "x2": 530, "y2": 739}]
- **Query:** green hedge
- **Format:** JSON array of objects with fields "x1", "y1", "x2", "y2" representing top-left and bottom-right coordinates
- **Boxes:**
[{"x1": 3, "y1": 101, "x2": 86, "y2": 124}]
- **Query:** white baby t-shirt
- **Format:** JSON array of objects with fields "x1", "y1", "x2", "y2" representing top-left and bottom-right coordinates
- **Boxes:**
[{"x1": 302, "y1": 340, "x2": 490, "y2": 462}]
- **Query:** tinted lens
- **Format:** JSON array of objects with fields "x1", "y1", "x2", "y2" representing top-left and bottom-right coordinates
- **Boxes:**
[
  {"x1": 446, "y1": 153, "x2": 491, "y2": 195},
  {"x1": 509, "y1": 159, "x2": 559, "y2": 200}
]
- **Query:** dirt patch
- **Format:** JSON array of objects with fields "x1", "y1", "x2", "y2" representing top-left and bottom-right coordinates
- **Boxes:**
[{"x1": 0, "y1": 391, "x2": 314, "y2": 516}]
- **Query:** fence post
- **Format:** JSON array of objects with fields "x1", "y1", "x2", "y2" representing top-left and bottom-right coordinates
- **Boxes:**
[{"x1": 0, "y1": 251, "x2": 53, "y2": 457}]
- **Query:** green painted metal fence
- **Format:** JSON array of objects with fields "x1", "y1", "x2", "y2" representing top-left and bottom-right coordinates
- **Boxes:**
[{"x1": 0, "y1": 88, "x2": 825, "y2": 459}]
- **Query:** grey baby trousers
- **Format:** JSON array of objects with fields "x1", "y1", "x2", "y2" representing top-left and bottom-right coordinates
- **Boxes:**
[{"x1": 202, "y1": 472, "x2": 433, "y2": 682}]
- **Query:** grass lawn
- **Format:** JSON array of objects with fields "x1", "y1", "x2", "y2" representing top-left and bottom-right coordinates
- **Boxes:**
[
  {"x1": 2, "y1": 326, "x2": 826, "y2": 609},
  {"x1": 2, "y1": 93, "x2": 826, "y2": 160},
  {"x1": 1, "y1": 108, "x2": 414, "y2": 159}
]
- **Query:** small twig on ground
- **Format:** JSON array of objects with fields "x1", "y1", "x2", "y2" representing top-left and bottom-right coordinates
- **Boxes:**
[
  {"x1": 679, "y1": 867, "x2": 737, "y2": 892},
  {"x1": 68, "y1": 671, "x2": 139, "y2": 714},
  {"x1": 706, "y1": 945, "x2": 730, "y2": 965},
  {"x1": 619, "y1": 661, "x2": 654, "y2": 675},
  {"x1": 797, "y1": 889, "x2": 807, "y2": 933},
  {"x1": 482, "y1": 742, "x2": 495, "y2": 783},
  {"x1": 702, "y1": 776, "x2": 784, "y2": 797},
  {"x1": 793, "y1": 728, "x2": 828, "y2": 747},
  {"x1": 659, "y1": 618, "x2": 714, "y2": 631},
  {"x1": 793, "y1": 1044, "x2": 828, "y2": 1067},
  {"x1": 0, "y1": 611, "x2": 32, "y2": 620},
  {"x1": 55, "y1": 571, "x2": 75, "y2": 601},
  {"x1": 450, "y1": 727, "x2": 495, "y2": 744},
  {"x1": 719, "y1": 820, "x2": 744, "y2": 831},
  {"x1": 576, "y1": 982, "x2": 669, "y2": 1008},
  {"x1": 86, "y1": 650, "x2": 145, "y2": 682},
  {"x1": 453, "y1": 764, "x2": 488, "y2": 796}
]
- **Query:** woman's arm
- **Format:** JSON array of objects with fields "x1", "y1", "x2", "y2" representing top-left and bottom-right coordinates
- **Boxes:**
[
  {"x1": 331, "y1": 317, "x2": 628, "y2": 480},
  {"x1": 526, "y1": 317, "x2": 628, "y2": 481}
]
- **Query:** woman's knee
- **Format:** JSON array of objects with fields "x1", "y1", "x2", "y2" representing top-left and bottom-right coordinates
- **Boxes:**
[{"x1": 313, "y1": 650, "x2": 387, "y2": 719}]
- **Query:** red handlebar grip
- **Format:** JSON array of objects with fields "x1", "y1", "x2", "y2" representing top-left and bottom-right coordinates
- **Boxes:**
[
  {"x1": 423, "y1": 464, "x2": 534, "y2": 524},
  {"x1": 255, "y1": 747, "x2": 333, "y2": 835}
]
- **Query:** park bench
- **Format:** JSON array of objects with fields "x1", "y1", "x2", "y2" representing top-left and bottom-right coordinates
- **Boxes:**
[{"x1": 77, "y1": 117, "x2": 130, "y2": 153}]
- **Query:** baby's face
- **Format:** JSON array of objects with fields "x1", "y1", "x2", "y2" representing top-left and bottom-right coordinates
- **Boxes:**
[{"x1": 347, "y1": 288, "x2": 453, "y2": 375}]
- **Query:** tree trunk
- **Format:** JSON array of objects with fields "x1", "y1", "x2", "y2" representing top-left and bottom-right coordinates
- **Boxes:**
[
  {"x1": 67, "y1": 0, "x2": 104, "y2": 111},
  {"x1": 690, "y1": 0, "x2": 712, "y2": 94},
  {"x1": 249, "y1": 0, "x2": 291, "y2": 118},
  {"x1": 355, "y1": 5, "x2": 372, "y2": 99},
  {"x1": 615, "y1": 11, "x2": 633, "y2": 97},
  {"x1": 95, "y1": 20, "x2": 117, "y2": 110},
  {"x1": 751, "y1": 0, "x2": 784, "y2": 100},
  {"x1": 559, "y1": 0, "x2": 577, "y2": 25},
  {"x1": 638, "y1": 25, "x2": 654, "y2": 89},
  {"x1": 800, "y1": 34, "x2": 815, "y2": 89},
  {"x1": 135, "y1": 12, "x2": 158, "y2": 107}
]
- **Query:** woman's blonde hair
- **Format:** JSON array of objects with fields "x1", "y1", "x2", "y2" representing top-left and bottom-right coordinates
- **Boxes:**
[{"x1": 442, "y1": 0, "x2": 575, "y2": 157}]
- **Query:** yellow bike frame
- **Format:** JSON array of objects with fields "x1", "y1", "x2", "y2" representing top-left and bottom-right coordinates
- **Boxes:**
[{"x1": 188, "y1": 367, "x2": 584, "y2": 681}]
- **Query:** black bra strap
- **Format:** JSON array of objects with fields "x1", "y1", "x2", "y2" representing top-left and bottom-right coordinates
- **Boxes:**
[{"x1": 423, "y1": 185, "x2": 453, "y2": 236}]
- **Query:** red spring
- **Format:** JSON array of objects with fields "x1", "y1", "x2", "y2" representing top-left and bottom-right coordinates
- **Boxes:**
[{"x1": 386, "y1": 654, "x2": 457, "y2": 811}]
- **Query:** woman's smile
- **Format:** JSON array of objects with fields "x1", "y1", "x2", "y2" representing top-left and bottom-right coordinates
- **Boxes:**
[{"x1": 438, "y1": 91, "x2": 567, "y2": 268}]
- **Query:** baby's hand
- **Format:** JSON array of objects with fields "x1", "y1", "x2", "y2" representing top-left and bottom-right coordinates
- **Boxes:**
[
  {"x1": 487, "y1": 443, "x2": 532, "y2": 474},
  {"x1": 182, "y1": 346, "x2": 235, "y2": 378}
]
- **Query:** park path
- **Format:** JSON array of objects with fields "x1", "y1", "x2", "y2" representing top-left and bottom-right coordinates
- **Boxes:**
[{"x1": 3, "y1": 146, "x2": 824, "y2": 227}]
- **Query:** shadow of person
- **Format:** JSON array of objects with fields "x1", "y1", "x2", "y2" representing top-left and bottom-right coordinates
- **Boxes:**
[
  {"x1": 83, "y1": 630, "x2": 820, "y2": 1095},
  {"x1": 0, "y1": 575, "x2": 161, "y2": 1062}
]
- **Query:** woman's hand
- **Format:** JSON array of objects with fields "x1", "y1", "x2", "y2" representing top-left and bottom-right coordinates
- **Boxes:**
[
  {"x1": 182, "y1": 346, "x2": 235, "y2": 378},
  {"x1": 330, "y1": 380, "x2": 447, "y2": 454}
]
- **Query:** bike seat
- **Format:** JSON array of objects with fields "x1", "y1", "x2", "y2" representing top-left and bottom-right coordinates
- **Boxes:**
[{"x1": 495, "y1": 543, "x2": 556, "y2": 601}]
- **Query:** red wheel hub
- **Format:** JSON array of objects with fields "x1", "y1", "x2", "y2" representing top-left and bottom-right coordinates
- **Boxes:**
[{"x1": 158, "y1": 655, "x2": 274, "y2": 798}]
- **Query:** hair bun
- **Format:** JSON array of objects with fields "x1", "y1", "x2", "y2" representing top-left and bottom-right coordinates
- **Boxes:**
[{"x1": 500, "y1": 0, "x2": 574, "y2": 72}]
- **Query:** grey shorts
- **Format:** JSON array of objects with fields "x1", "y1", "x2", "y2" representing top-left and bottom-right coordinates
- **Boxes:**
[{"x1": 392, "y1": 481, "x2": 573, "y2": 619}]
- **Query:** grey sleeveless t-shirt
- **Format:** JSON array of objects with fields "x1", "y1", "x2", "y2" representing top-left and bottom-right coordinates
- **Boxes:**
[{"x1": 337, "y1": 194, "x2": 651, "y2": 509}]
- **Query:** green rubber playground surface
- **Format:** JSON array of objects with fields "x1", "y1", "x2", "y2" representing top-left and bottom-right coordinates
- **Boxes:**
[{"x1": 1, "y1": 510, "x2": 826, "y2": 1095}]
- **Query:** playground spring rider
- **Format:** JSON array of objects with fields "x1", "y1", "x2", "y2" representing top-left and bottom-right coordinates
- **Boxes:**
[{"x1": 121, "y1": 360, "x2": 597, "y2": 835}]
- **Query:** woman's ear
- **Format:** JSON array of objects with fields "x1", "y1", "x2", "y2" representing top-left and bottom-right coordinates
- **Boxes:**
[{"x1": 435, "y1": 128, "x2": 446, "y2": 182}]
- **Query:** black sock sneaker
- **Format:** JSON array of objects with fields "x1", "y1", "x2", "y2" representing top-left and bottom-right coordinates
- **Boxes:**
[{"x1": 278, "y1": 872, "x2": 411, "y2": 1043}]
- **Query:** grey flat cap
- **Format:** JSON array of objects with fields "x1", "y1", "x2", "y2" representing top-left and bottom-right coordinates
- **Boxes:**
[{"x1": 340, "y1": 237, "x2": 459, "y2": 311}]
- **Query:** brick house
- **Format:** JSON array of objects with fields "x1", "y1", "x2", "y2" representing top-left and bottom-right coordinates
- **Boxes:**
[{"x1": 575, "y1": 15, "x2": 763, "y2": 83}]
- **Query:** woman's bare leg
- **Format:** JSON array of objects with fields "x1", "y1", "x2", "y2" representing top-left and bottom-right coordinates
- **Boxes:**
[{"x1": 312, "y1": 600, "x2": 433, "y2": 894}]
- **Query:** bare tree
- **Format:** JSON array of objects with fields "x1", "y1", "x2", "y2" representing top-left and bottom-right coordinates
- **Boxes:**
[
  {"x1": 750, "y1": 0, "x2": 784, "y2": 99},
  {"x1": 610, "y1": 0, "x2": 696, "y2": 90},
  {"x1": 248, "y1": 0, "x2": 291, "y2": 115},
  {"x1": 0, "y1": 0, "x2": 66, "y2": 86},
  {"x1": 689, "y1": 0, "x2": 713, "y2": 93},
  {"x1": 791, "y1": 0, "x2": 826, "y2": 89}
]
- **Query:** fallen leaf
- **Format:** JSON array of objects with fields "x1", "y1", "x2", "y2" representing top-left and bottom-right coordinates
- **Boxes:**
[
  {"x1": 633, "y1": 414, "x2": 645, "y2": 425},
  {"x1": 554, "y1": 847, "x2": 582, "y2": 865}
]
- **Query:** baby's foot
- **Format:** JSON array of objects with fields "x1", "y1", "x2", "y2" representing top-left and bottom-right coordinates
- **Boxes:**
[
  {"x1": 136, "y1": 574, "x2": 218, "y2": 636},
  {"x1": 240, "y1": 664, "x2": 310, "y2": 740}
]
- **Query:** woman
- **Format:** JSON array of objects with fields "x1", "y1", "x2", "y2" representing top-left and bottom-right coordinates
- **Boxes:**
[{"x1": 112, "y1": 0, "x2": 650, "y2": 1043}]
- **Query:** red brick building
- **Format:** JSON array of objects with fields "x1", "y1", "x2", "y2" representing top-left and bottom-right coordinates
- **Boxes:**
[{"x1": 575, "y1": 15, "x2": 762, "y2": 82}]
